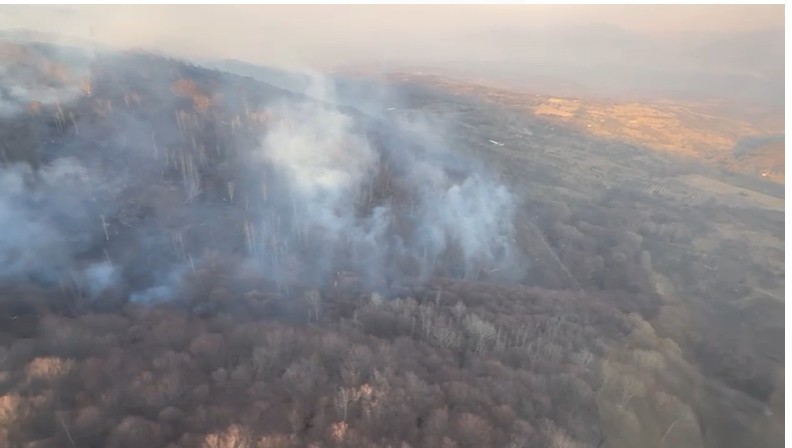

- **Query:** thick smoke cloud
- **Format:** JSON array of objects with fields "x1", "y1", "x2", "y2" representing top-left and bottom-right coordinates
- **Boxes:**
[
  {"x1": 240, "y1": 75, "x2": 521, "y2": 292},
  {"x1": 0, "y1": 158, "x2": 99, "y2": 283},
  {"x1": 0, "y1": 46, "x2": 525, "y2": 305}
]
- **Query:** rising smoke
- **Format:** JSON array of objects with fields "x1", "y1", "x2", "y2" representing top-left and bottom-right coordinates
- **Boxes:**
[
  {"x1": 243, "y1": 75, "x2": 521, "y2": 291},
  {"x1": 0, "y1": 44, "x2": 526, "y2": 306}
]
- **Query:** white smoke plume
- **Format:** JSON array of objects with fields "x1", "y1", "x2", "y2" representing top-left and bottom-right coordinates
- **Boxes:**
[
  {"x1": 0, "y1": 45, "x2": 527, "y2": 305},
  {"x1": 239, "y1": 75, "x2": 522, "y2": 292}
]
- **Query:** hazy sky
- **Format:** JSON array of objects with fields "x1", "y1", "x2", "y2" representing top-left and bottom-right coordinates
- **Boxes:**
[
  {"x1": 0, "y1": 5, "x2": 783, "y2": 66},
  {"x1": 0, "y1": 5, "x2": 784, "y2": 104}
]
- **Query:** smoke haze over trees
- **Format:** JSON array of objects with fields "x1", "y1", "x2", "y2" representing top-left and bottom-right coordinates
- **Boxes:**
[
  {"x1": 0, "y1": 5, "x2": 784, "y2": 106},
  {"x1": 0, "y1": 8, "x2": 784, "y2": 448}
]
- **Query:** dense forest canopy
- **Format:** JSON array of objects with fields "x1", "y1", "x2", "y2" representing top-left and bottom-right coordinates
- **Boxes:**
[{"x1": 0, "y1": 39, "x2": 784, "y2": 448}]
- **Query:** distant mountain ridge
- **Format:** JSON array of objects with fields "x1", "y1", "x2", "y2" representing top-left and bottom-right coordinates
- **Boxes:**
[{"x1": 201, "y1": 58, "x2": 312, "y2": 94}]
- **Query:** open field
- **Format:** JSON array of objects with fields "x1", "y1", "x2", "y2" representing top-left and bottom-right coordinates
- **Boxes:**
[{"x1": 370, "y1": 72, "x2": 785, "y2": 184}]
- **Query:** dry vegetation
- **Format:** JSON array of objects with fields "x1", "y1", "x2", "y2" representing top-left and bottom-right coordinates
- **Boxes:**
[
  {"x1": 0, "y1": 277, "x2": 655, "y2": 448},
  {"x1": 378, "y1": 73, "x2": 784, "y2": 183},
  {"x1": 0, "y1": 42, "x2": 784, "y2": 448}
]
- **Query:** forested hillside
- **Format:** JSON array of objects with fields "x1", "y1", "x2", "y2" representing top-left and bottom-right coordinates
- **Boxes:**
[{"x1": 0, "y1": 40, "x2": 783, "y2": 448}]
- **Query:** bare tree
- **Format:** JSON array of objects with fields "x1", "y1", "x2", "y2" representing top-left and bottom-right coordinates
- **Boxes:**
[
  {"x1": 306, "y1": 290, "x2": 322, "y2": 323},
  {"x1": 202, "y1": 425, "x2": 254, "y2": 448},
  {"x1": 462, "y1": 313, "x2": 496, "y2": 354},
  {"x1": 334, "y1": 387, "x2": 355, "y2": 422}
]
